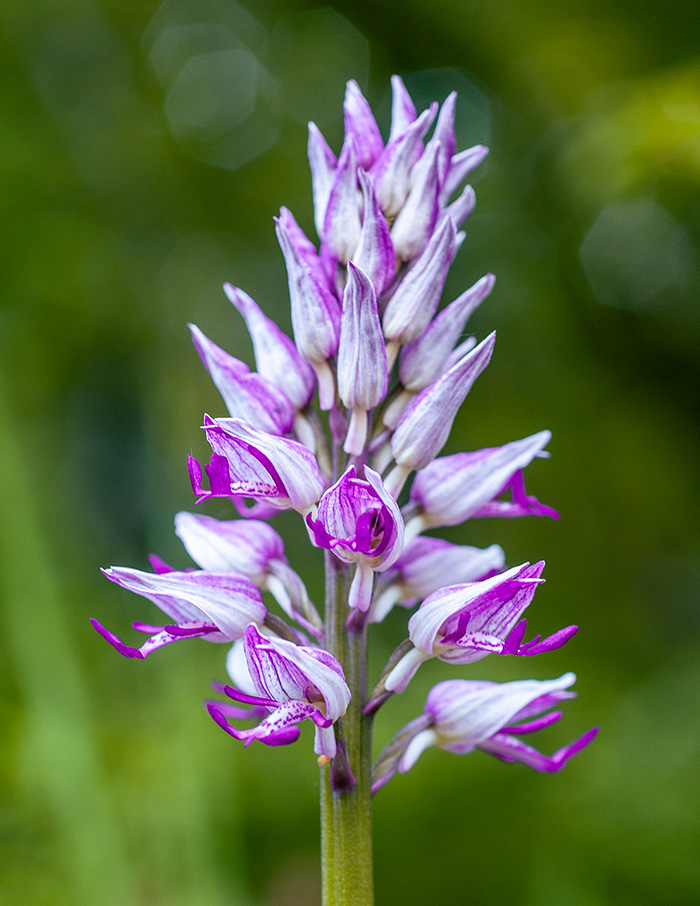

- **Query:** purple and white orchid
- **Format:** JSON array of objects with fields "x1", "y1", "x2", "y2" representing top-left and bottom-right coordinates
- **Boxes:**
[
  {"x1": 93, "y1": 74, "x2": 595, "y2": 899},
  {"x1": 208, "y1": 624, "x2": 351, "y2": 758},
  {"x1": 372, "y1": 673, "x2": 598, "y2": 792}
]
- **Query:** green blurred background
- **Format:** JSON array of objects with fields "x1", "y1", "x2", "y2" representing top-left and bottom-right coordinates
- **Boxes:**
[{"x1": 2, "y1": 0, "x2": 699, "y2": 903}]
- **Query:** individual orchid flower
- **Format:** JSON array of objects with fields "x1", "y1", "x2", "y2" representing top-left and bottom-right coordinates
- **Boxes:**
[
  {"x1": 384, "y1": 562, "x2": 577, "y2": 693},
  {"x1": 388, "y1": 74, "x2": 417, "y2": 142},
  {"x1": 372, "y1": 673, "x2": 598, "y2": 792},
  {"x1": 370, "y1": 536, "x2": 505, "y2": 623},
  {"x1": 188, "y1": 416, "x2": 326, "y2": 515},
  {"x1": 174, "y1": 512, "x2": 322, "y2": 637},
  {"x1": 188, "y1": 324, "x2": 295, "y2": 435},
  {"x1": 407, "y1": 430, "x2": 559, "y2": 537},
  {"x1": 440, "y1": 144, "x2": 490, "y2": 205},
  {"x1": 336, "y1": 262, "x2": 388, "y2": 455},
  {"x1": 208, "y1": 623, "x2": 351, "y2": 758},
  {"x1": 92, "y1": 566, "x2": 266, "y2": 659},
  {"x1": 306, "y1": 466, "x2": 404, "y2": 613}
]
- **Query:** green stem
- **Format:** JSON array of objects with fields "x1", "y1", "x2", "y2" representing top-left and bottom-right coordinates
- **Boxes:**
[{"x1": 321, "y1": 552, "x2": 374, "y2": 906}]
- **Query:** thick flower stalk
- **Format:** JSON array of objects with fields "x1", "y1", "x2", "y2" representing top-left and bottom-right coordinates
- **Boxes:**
[{"x1": 93, "y1": 76, "x2": 596, "y2": 906}]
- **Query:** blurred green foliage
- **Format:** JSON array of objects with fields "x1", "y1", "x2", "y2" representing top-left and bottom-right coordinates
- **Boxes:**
[{"x1": 1, "y1": 0, "x2": 699, "y2": 903}]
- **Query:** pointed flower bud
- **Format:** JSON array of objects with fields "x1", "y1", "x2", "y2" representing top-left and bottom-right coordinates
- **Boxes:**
[
  {"x1": 382, "y1": 216, "x2": 458, "y2": 351},
  {"x1": 441, "y1": 144, "x2": 489, "y2": 204},
  {"x1": 189, "y1": 416, "x2": 326, "y2": 514},
  {"x1": 343, "y1": 79, "x2": 384, "y2": 170},
  {"x1": 432, "y1": 91, "x2": 457, "y2": 185},
  {"x1": 92, "y1": 567, "x2": 266, "y2": 659},
  {"x1": 322, "y1": 135, "x2": 362, "y2": 264},
  {"x1": 208, "y1": 624, "x2": 351, "y2": 757},
  {"x1": 398, "y1": 273, "x2": 495, "y2": 394},
  {"x1": 384, "y1": 562, "x2": 577, "y2": 693},
  {"x1": 409, "y1": 430, "x2": 558, "y2": 530},
  {"x1": 337, "y1": 263, "x2": 388, "y2": 454},
  {"x1": 307, "y1": 122, "x2": 337, "y2": 238},
  {"x1": 371, "y1": 104, "x2": 437, "y2": 217},
  {"x1": 275, "y1": 218, "x2": 340, "y2": 408},
  {"x1": 307, "y1": 466, "x2": 404, "y2": 612},
  {"x1": 443, "y1": 183, "x2": 476, "y2": 230},
  {"x1": 389, "y1": 74, "x2": 417, "y2": 142},
  {"x1": 353, "y1": 170, "x2": 395, "y2": 295},
  {"x1": 224, "y1": 284, "x2": 316, "y2": 411},
  {"x1": 174, "y1": 512, "x2": 322, "y2": 636},
  {"x1": 371, "y1": 537, "x2": 505, "y2": 623},
  {"x1": 372, "y1": 673, "x2": 597, "y2": 792},
  {"x1": 386, "y1": 332, "x2": 495, "y2": 496},
  {"x1": 390, "y1": 138, "x2": 441, "y2": 261},
  {"x1": 189, "y1": 325, "x2": 294, "y2": 434}
]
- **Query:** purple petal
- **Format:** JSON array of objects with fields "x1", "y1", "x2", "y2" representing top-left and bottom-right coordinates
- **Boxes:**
[
  {"x1": 174, "y1": 511, "x2": 285, "y2": 578},
  {"x1": 389, "y1": 75, "x2": 417, "y2": 142},
  {"x1": 371, "y1": 104, "x2": 437, "y2": 217},
  {"x1": 441, "y1": 144, "x2": 489, "y2": 204}
]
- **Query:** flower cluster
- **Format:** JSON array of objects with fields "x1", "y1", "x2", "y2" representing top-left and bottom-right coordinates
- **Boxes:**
[{"x1": 93, "y1": 77, "x2": 596, "y2": 785}]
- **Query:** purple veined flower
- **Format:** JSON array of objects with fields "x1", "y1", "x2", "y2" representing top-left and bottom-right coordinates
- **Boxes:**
[
  {"x1": 384, "y1": 331, "x2": 496, "y2": 498},
  {"x1": 174, "y1": 512, "x2": 323, "y2": 637},
  {"x1": 92, "y1": 567, "x2": 266, "y2": 659},
  {"x1": 384, "y1": 562, "x2": 577, "y2": 693},
  {"x1": 208, "y1": 623, "x2": 351, "y2": 758},
  {"x1": 370, "y1": 537, "x2": 506, "y2": 623},
  {"x1": 432, "y1": 91, "x2": 457, "y2": 186},
  {"x1": 306, "y1": 465, "x2": 404, "y2": 613},
  {"x1": 406, "y1": 430, "x2": 559, "y2": 538},
  {"x1": 223, "y1": 283, "x2": 316, "y2": 413},
  {"x1": 188, "y1": 325, "x2": 295, "y2": 435},
  {"x1": 275, "y1": 216, "x2": 341, "y2": 409},
  {"x1": 336, "y1": 262, "x2": 388, "y2": 455},
  {"x1": 188, "y1": 416, "x2": 326, "y2": 516},
  {"x1": 372, "y1": 672, "x2": 597, "y2": 792}
]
